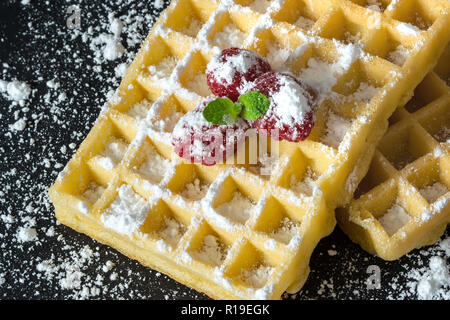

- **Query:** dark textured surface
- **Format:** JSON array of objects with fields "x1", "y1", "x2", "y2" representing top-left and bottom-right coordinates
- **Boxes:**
[{"x1": 0, "y1": 0, "x2": 448, "y2": 300}]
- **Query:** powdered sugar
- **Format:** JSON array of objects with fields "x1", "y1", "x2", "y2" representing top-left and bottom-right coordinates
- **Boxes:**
[
  {"x1": 184, "y1": 19, "x2": 203, "y2": 38},
  {"x1": 272, "y1": 217, "x2": 301, "y2": 244},
  {"x1": 186, "y1": 73, "x2": 211, "y2": 96},
  {"x1": 97, "y1": 139, "x2": 128, "y2": 170},
  {"x1": 148, "y1": 56, "x2": 178, "y2": 80},
  {"x1": 191, "y1": 234, "x2": 227, "y2": 266},
  {"x1": 215, "y1": 191, "x2": 254, "y2": 224},
  {"x1": 180, "y1": 179, "x2": 209, "y2": 200},
  {"x1": 249, "y1": 0, "x2": 272, "y2": 14},
  {"x1": 321, "y1": 112, "x2": 352, "y2": 149},
  {"x1": 290, "y1": 167, "x2": 318, "y2": 196},
  {"x1": 419, "y1": 182, "x2": 448, "y2": 204},
  {"x1": 378, "y1": 202, "x2": 411, "y2": 236},
  {"x1": 212, "y1": 24, "x2": 247, "y2": 48},
  {"x1": 0, "y1": 80, "x2": 32, "y2": 102},
  {"x1": 127, "y1": 99, "x2": 152, "y2": 121},
  {"x1": 82, "y1": 182, "x2": 105, "y2": 204},
  {"x1": 294, "y1": 16, "x2": 315, "y2": 30},
  {"x1": 16, "y1": 226, "x2": 37, "y2": 242},
  {"x1": 101, "y1": 184, "x2": 150, "y2": 236},
  {"x1": 267, "y1": 75, "x2": 313, "y2": 127},
  {"x1": 138, "y1": 144, "x2": 173, "y2": 184},
  {"x1": 159, "y1": 217, "x2": 186, "y2": 246},
  {"x1": 240, "y1": 264, "x2": 273, "y2": 288},
  {"x1": 387, "y1": 45, "x2": 410, "y2": 66},
  {"x1": 415, "y1": 256, "x2": 450, "y2": 299}
]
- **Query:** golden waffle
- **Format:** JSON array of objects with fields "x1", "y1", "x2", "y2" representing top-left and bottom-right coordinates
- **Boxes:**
[
  {"x1": 337, "y1": 70, "x2": 450, "y2": 261},
  {"x1": 49, "y1": 0, "x2": 450, "y2": 299}
]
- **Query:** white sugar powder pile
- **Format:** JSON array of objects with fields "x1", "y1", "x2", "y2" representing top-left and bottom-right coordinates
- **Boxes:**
[
  {"x1": 82, "y1": 182, "x2": 105, "y2": 204},
  {"x1": 321, "y1": 112, "x2": 352, "y2": 149},
  {"x1": 151, "y1": 108, "x2": 183, "y2": 133},
  {"x1": 241, "y1": 264, "x2": 273, "y2": 288},
  {"x1": 272, "y1": 217, "x2": 300, "y2": 244},
  {"x1": 351, "y1": 82, "x2": 378, "y2": 103},
  {"x1": 159, "y1": 217, "x2": 186, "y2": 246},
  {"x1": 378, "y1": 202, "x2": 411, "y2": 236},
  {"x1": 249, "y1": 0, "x2": 272, "y2": 13},
  {"x1": 268, "y1": 75, "x2": 312, "y2": 127},
  {"x1": 16, "y1": 226, "x2": 37, "y2": 242},
  {"x1": 148, "y1": 56, "x2": 178, "y2": 80},
  {"x1": 387, "y1": 45, "x2": 410, "y2": 66},
  {"x1": 101, "y1": 185, "x2": 150, "y2": 235},
  {"x1": 0, "y1": 80, "x2": 31, "y2": 102},
  {"x1": 213, "y1": 24, "x2": 247, "y2": 49},
  {"x1": 419, "y1": 182, "x2": 448, "y2": 204},
  {"x1": 97, "y1": 139, "x2": 128, "y2": 170},
  {"x1": 181, "y1": 179, "x2": 209, "y2": 200},
  {"x1": 290, "y1": 167, "x2": 318, "y2": 196},
  {"x1": 138, "y1": 145, "x2": 172, "y2": 184},
  {"x1": 295, "y1": 16, "x2": 315, "y2": 30},
  {"x1": 184, "y1": 19, "x2": 202, "y2": 37},
  {"x1": 415, "y1": 256, "x2": 450, "y2": 299},
  {"x1": 266, "y1": 44, "x2": 292, "y2": 71},
  {"x1": 191, "y1": 235, "x2": 227, "y2": 266},
  {"x1": 216, "y1": 191, "x2": 254, "y2": 224},
  {"x1": 127, "y1": 99, "x2": 152, "y2": 121},
  {"x1": 366, "y1": 0, "x2": 382, "y2": 11},
  {"x1": 186, "y1": 74, "x2": 210, "y2": 97}
]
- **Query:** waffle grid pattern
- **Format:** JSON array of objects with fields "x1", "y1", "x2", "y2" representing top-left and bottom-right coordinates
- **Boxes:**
[
  {"x1": 50, "y1": 0, "x2": 450, "y2": 299},
  {"x1": 337, "y1": 71, "x2": 450, "y2": 261}
]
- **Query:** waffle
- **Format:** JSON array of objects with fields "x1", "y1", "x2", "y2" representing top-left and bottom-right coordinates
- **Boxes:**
[
  {"x1": 337, "y1": 68, "x2": 450, "y2": 261},
  {"x1": 49, "y1": 0, "x2": 450, "y2": 299}
]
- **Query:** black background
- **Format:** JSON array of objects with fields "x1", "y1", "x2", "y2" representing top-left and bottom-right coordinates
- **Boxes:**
[{"x1": 0, "y1": 0, "x2": 448, "y2": 300}]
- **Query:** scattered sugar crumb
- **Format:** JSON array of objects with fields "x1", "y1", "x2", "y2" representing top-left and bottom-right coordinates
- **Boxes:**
[{"x1": 17, "y1": 226, "x2": 37, "y2": 242}]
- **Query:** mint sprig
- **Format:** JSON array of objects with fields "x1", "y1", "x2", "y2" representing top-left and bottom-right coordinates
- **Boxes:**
[
  {"x1": 237, "y1": 91, "x2": 270, "y2": 121},
  {"x1": 203, "y1": 97, "x2": 242, "y2": 125},
  {"x1": 203, "y1": 91, "x2": 270, "y2": 125}
]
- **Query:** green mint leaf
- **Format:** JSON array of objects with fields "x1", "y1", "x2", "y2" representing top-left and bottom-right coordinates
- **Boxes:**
[
  {"x1": 238, "y1": 91, "x2": 270, "y2": 121},
  {"x1": 203, "y1": 97, "x2": 241, "y2": 125}
]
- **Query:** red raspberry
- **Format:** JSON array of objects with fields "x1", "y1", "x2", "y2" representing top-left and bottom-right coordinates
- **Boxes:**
[
  {"x1": 251, "y1": 72, "x2": 316, "y2": 143},
  {"x1": 206, "y1": 48, "x2": 272, "y2": 102},
  {"x1": 171, "y1": 98, "x2": 250, "y2": 166}
]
